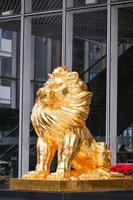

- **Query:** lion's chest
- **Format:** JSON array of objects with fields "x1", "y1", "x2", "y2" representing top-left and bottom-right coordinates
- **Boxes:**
[{"x1": 31, "y1": 103, "x2": 66, "y2": 142}]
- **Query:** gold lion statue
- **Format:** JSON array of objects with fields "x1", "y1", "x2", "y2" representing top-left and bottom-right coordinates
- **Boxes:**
[{"x1": 23, "y1": 66, "x2": 111, "y2": 180}]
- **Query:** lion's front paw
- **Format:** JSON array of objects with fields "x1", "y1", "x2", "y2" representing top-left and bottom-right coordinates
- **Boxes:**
[
  {"x1": 22, "y1": 171, "x2": 48, "y2": 180},
  {"x1": 22, "y1": 171, "x2": 38, "y2": 179},
  {"x1": 46, "y1": 172, "x2": 68, "y2": 180}
]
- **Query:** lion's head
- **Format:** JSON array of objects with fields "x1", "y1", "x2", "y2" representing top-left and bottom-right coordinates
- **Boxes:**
[
  {"x1": 32, "y1": 67, "x2": 92, "y2": 141},
  {"x1": 34, "y1": 66, "x2": 92, "y2": 132}
]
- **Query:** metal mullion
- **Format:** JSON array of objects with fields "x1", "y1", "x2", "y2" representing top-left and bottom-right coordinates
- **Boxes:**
[
  {"x1": 33, "y1": 36, "x2": 37, "y2": 97},
  {"x1": 106, "y1": 0, "x2": 111, "y2": 147},
  {"x1": 109, "y1": 6, "x2": 118, "y2": 165},
  {"x1": 24, "y1": 9, "x2": 62, "y2": 18},
  {"x1": 16, "y1": 32, "x2": 19, "y2": 108},
  {"x1": 111, "y1": 1, "x2": 133, "y2": 7},
  {"x1": 0, "y1": 15, "x2": 21, "y2": 21},
  {"x1": 106, "y1": 0, "x2": 118, "y2": 165},
  {"x1": 19, "y1": 0, "x2": 32, "y2": 176},
  {"x1": 0, "y1": 75, "x2": 19, "y2": 80},
  {"x1": 66, "y1": 4, "x2": 107, "y2": 13},
  {"x1": 18, "y1": 0, "x2": 25, "y2": 178},
  {"x1": 62, "y1": 0, "x2": 66, "y2": 66}
]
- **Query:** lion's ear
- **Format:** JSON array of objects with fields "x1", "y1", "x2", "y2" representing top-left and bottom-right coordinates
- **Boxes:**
[{"x1": 67, "y1": 72, "x2": 79, "y2": 84}]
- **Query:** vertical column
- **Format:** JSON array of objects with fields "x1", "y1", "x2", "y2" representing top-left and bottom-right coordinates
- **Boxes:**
[
  {"x1": 84, "y1": 41, "x2": 89, "y2": 82},
  {"x1": 62, "y1": 0, "x2": 66, "y2": 66},
  {"x1": 56, "y1": 40, "x2": 61, "y2": 66},
  {"x1": 62, "y1": 0, "x2": 73, "y2": 69},
  {"x1": 25, "y1": 0, "x2": 32, "y2": 13},
  {"x1": 106, "y1": 2, "x2": 111, "y2": 147},
  {"x1": 66, "y1": 12, "x2": 73, "y2": 70},
  {"x1": 0, "y1": 59, "x2": 1, "y2": 85},
  {"x1": 11, "y1": 32, "x2": 17, "y2": 108},
  {"x1": 19, "y1": 0, "x2": 32, "y2": 177},
  {"x1": 0, "y1": 29, "x2": 2, "y2": 85},
  {"x1": 106, "y1": 4, "x2": 118, "y2": 165},
  {"x1": 47, "y1": 38, "x2": 52, "y2": 73},
  {"x1": 30, "y1": 35, "x2": 35, "y2": 111},
  {"x1": 110, "y1": 6, "x2": 118, "y2": 165}
]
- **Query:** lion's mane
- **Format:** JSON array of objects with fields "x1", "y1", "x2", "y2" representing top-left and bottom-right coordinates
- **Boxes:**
[{"x1": 31, "y1": 66, "x2": 92, "y2": 144}]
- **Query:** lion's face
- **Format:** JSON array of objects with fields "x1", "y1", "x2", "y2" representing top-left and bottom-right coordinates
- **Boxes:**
[{"x1": 36, "y1": 67, "x2": 81, "y2": 106}]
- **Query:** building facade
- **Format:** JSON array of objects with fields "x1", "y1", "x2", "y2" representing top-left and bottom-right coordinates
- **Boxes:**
[{"x1": 0, "y1": 0, "x2": 133, "y2": 177}]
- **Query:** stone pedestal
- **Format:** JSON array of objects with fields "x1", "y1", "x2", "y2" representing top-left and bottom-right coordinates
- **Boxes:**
[{"x1": 10, "y1": 177, "x2": 133, "y2": 192}]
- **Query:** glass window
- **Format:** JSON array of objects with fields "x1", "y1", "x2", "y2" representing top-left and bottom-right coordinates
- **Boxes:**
[
  {"x1": 2, "y1": 30, "x2": 12, "y2": 40},
  {"x1": 72, "y1": 10, "x2": 107, "y2": 141},
  {"x1": 111, "y1": 0, "x2": 133, "y2": 2},
  {"x1": 117, "y1": 7, "x2": 133, "y2": 163},
  {"x1": 31, "y1": 15, "x2": 62, "y2": 89},
  {"x1": 0, "y1": 20, "x2": 20, "y2": 107},
  {"x1": 67, "y1": 0, "x2": 106, "y2": 8},
  {"x1": 25, "y1": 14, "x2": 62, "y2": 171},
  {"x1": 0, "y1": 0, "x2": 21, "y2": 16},
  {"x1": 0, "y1": 19, "x2": 20, "y2": 178},
  {"x1": 25, "y1": 0, "x2": 62, "y2": 13}
]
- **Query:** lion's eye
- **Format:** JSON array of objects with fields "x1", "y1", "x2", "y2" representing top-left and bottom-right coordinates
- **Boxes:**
[
  {"x1": 51, "y1": 82, "x2": 63, "y2": 88},
  {"x1": 51, "y1": 82, "x2": 59, "y2": 89}
]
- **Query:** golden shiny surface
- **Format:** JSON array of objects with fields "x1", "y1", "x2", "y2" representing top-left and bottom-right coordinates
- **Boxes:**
[
  {"x1": 23, "y1": 66, "x2": 111, "y2": 180},
  {"x1": 10, "y1": 178, "x2": 133, "y2": 192}
]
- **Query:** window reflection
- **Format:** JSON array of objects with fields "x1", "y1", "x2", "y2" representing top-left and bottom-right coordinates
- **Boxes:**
[
  {"x1": 72, "y1": 10, "x2": 107, "y2": 139},
  {"x1": 0, "y1": 20, "x2": 20, "y2": 178},
  {"x1": 29, "y1": 15, "x2": 62, "y2": 171}
]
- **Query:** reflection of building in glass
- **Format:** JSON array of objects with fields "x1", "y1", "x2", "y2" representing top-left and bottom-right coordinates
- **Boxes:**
[
  {"x1": 0, "y1": 29, "x2": 12, "y2": 107},
  {"x1": 0, "y1": 0, "x2": 133, "y2": 178}
]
